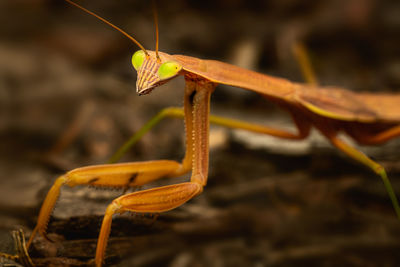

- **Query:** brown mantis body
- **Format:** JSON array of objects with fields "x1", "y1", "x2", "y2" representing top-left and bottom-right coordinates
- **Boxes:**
[{"x1": 16, "y1": 1, "x2": 400, "y2": 266}]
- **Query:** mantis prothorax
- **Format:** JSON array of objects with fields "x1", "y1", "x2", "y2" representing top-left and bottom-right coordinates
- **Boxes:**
[{"x1": 21, "y1": 1, "x2": 400, "y2": 266}]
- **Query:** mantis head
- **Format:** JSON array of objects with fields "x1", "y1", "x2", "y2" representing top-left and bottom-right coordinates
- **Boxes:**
[
  {"x1": 132, "y1": 50, "x2": 182, "y2": 95},
  {"x1": 63, "y1": 0, "x2": 181, "y2": 96}
]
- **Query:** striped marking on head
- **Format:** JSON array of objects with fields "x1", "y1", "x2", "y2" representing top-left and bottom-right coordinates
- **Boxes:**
[{"x1": 133, "y1": 51, "x2": 182, "y2": 95}]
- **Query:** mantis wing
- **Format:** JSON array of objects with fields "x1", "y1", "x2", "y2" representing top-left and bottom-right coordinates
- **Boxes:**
[
  {"x1": 294, "y1": 87, "x2": 378, "y2": 122},
  {"x1": 295, "y1": 87, "x2": 400, "y2": 123},
  {"x1": 356, "y1": 93, "x2": 400, "y2": 122}
]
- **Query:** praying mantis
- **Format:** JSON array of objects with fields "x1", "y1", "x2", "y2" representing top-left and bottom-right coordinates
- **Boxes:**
[{"x1": 11, "y1": 0, "x2": 400, "y2": 266}]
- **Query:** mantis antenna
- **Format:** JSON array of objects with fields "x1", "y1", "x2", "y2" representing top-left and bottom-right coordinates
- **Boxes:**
[
  {"x1": 152, "y1": 0, "x2": 161, "y2": 62},
  {"x1": 64, "y1": 0, "x2": 149, "y2": 56}
]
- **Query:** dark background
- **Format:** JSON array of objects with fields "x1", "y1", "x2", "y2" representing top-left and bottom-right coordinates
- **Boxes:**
[{"x1": 1, "y1": 0, "x2": 400, "y2": 266}]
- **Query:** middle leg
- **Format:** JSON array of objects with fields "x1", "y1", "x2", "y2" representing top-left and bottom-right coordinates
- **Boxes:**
[{"x1": 109, "y1": 105, "x2": 311, "y2": 163}]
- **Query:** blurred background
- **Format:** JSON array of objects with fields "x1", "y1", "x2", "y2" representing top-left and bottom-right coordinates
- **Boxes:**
[{"x1": 0, "y1": 0, "x2": 400, "y2": 266}]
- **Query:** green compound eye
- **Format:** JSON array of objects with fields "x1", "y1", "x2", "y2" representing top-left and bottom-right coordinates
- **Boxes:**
[
  {"x1": 132, "y1": 50, "x2": 146, "y2": 70},
  {"x1": 158, "y1": 61, "x2": 182, "y2": 80}
]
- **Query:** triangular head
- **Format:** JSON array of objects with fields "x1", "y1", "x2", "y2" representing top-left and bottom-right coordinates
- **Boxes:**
[{"x1": 131, "y1": 50, "x2": 182, "y2": 95}]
